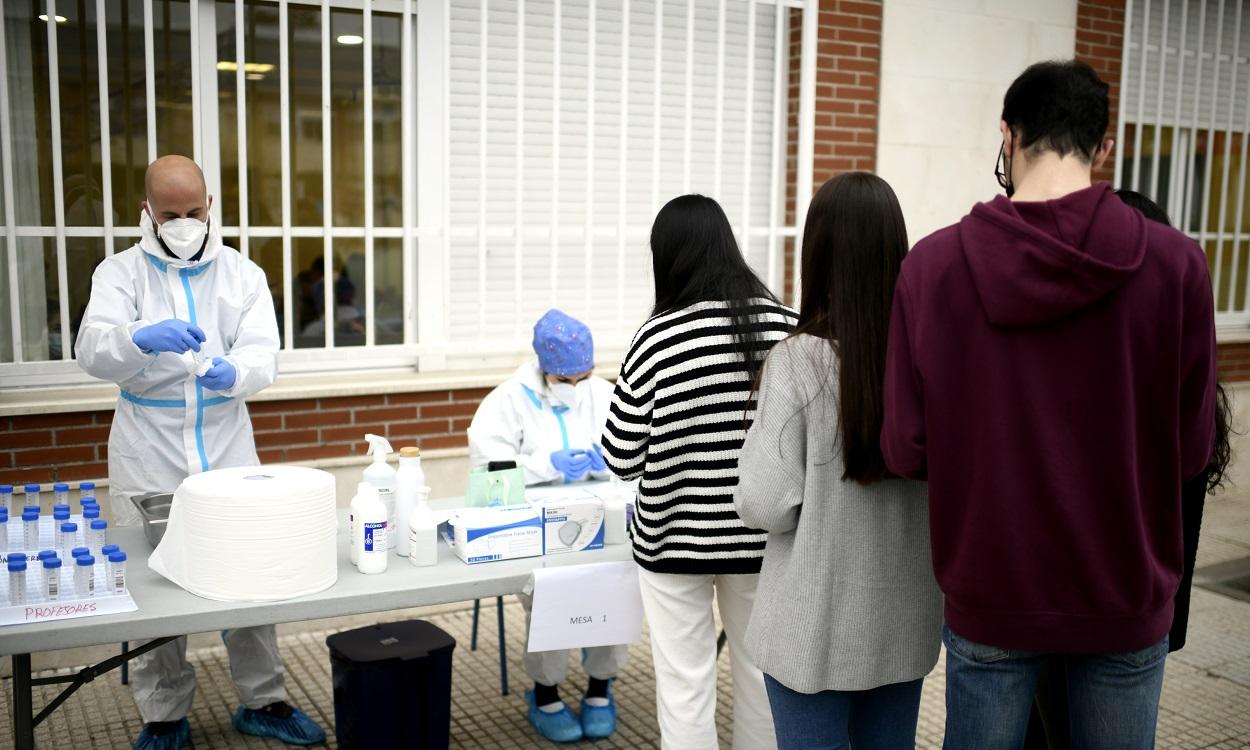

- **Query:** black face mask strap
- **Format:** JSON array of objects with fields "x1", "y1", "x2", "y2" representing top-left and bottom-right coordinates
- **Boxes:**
[{"x1": 995, "y1": 137, "x2": 1015, "y2": 198}]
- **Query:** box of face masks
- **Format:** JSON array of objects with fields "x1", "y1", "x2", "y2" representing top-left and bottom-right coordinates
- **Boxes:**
[
  {"x1": 448, "y1": 506, "x2": 544, "y2": 564},
  {"x1": 529, "y1": 493, "x2": 606, "y2": 555}
]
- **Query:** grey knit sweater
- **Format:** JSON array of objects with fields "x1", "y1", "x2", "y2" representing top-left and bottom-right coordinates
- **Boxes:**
[{"x1": 734, "y1": 334, "x2": 943, "y2": 693}]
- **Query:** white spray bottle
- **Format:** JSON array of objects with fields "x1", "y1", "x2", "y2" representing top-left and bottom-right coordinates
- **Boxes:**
[
  {"x1": 354, "y1": 483, "x2": 389, "y2": 574},
  {"x1": 395, "y1": 447, "x2": 427, "y2": 557},
  {"x1": 363, "y1": 434, "x2": 398, "y2": 549}
]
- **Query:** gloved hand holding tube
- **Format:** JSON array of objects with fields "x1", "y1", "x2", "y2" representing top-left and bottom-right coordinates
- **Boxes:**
[
  {"x1": 133, "y1": 319, "x2": 206, "y2": 354},
  {"x1": 551, "y1": 448, "x2": 593, "y2": 483},
  {"x1": 589, "y1": 443, "x2": 607, "y2": 473},
  {"x1": 197, "y1": 357, "x2": 237, "y2": 392}
]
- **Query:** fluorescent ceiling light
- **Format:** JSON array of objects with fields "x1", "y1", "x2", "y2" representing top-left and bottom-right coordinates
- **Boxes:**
[
  {"x1": 38, "y1": 14, "x2": 68, "y2": 23},
  {"x1": 216, "y1": 61, "x2": 275, "y2": 74},
  {"x1": 336, "y1": 34, "x2": 364, "y2": 46}
]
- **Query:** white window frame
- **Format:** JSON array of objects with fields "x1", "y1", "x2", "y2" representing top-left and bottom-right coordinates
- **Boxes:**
[{"x1": 0, "y1": 0, "x2": 819, "y2": 390}]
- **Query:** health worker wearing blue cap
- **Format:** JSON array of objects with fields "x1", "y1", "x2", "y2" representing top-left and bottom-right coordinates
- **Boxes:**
[{"x1": 468, "y1": 309, "x2": 629, "y2": 743}]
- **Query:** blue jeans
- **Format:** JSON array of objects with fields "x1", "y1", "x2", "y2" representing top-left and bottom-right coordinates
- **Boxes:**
[
  {"x1": 943, "y1": 625, "x2": 1168, "y2": 750},
  {"x1": 764, "y1": 673, "x2": 925, "y2": 750}
]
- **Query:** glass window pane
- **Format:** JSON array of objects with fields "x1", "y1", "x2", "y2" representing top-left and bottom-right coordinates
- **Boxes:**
[
  {"x1": 245, "y1": 1, "x2": 280, "y2": 227},
  {"x1": 249, "y1": 235, "x2": 285, "y2": 347},
  {"x1": 331, "y1": 239, "x2": 364, "y2": 347},
  {"x1": 107, "y1": 0, "x2": 150, "y2": 227},
  {"x1": 330, "y1": 8, "x2": 363, "y2": 228},
  {"x1": 58, "y1": 1, "x2": 107, "y2": 228},
  {"x1": 372, "y1": 12, "x2": 402, "y2": 228},
  {"x1": 215, "y1": 0, "x2": 239, "y2": 228},
  {"x1": 0, "y1": 240, "x2": 11, "y2": 363},
  {"x1": 6, "y1": 5, "x2": 56, "y2": 225},
  {"x1": 293, "y1": 237, "x2": 325, "y2": 348},
  {"x1": 16, "y1": 237, "x2": 56, "y2": 361},
  {"x1": 155, "y1": 0, "x2": 193, "y2": 158},
  {"x1": 374, "y1": 237, "x2": 402, "y2": 345},
  {"x1": 289, "y1": 3, "x2": 324, "y2": 228},
  {"x1": 67, "y1": 236, "x2": 104, "y2": 355}
]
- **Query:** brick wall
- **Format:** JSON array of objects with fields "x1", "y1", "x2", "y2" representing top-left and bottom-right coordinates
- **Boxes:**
[
  {"x1": 1218, "y1": 344, "x2": 1250, "y2": 384},
  {"x1": 0, "y1": 387, "x2": 490, "y2": 486},
  {"x1": 1074, "y1": 0, "x2": 1126, "y2": 185},
  {"x1": 782, "y1": 0, "x2": 884, "y2": 301}
]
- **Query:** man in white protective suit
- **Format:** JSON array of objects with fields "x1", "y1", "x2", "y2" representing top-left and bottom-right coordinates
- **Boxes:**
[
  {"x1": 468, "y1": 309, "x2": 629, "y2": 743},
  {"x1": 75, "y1": 156, "x2": 326, "y2": 750}
]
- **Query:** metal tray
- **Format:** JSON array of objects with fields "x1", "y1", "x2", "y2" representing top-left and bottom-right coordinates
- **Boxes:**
[{"x1": 130, "y1": 492, "x2": 173, "y2": 548}]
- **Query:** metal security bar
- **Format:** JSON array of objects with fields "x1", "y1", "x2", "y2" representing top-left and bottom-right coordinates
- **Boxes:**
[{"x1": 1119, "y1": 0, "x2": 1250, "y2": 325}]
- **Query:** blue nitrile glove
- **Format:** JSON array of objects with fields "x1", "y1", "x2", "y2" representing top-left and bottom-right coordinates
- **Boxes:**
[
  {"x1": 133, "y1": 319, "x2": 206, "y2": 354},
  {"x1": 551, "y1": 449, "x2": 593, "y2": 482},
  {"x1": 196, "y1": 357, "x2": 237, "y2": 391},
  {"x1": 589, "y1": 443, "x2": 607, "y2": 473}
]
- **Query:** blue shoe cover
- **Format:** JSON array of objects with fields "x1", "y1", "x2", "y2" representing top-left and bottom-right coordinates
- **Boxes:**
[
  {"x1": 132, "y1": 718, "x2": 190, "y2": 750},
  {"x1": 232, "y1": 702, "x2": 327, "y2": 746},
  {"x1": 526, "y1": 688, "x2": 584, "y2": 743},
  {"x1": 580, "y1": 686, "x2": 617, "y2": 739}
]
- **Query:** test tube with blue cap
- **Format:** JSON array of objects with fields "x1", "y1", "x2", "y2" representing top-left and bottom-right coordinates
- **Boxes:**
[
  {"x1": 101, "y1": 544, "x2": 119, "y2": 558},
  {"x1": 83, "y1": 506, "x2": 100, "y2": 525},
  {"x1": 24, "y1": 484, "x2": 41, "y2": 509},
  {"x1": 22, "y1": 510, "x2": 39, "y2": 552},
  {"x1": 0, "y1": 509, "x2": 8, "y2": 560},
  {"x1": 78, "y1": 482, "x2": 95, "y2": 503},
  {"x1": 70, "y1": 546, "x2": 90, "y2": 561},
  {"x1": 107, "y1": 551, "x2": 127, "y2": 594},
  {"x1": 59, "y1": 522, "x2": 78, "y2": 560},
  {"x1": 88, "y1": 519, "x2": 107, "y2": 554},
  {"x1": 74, "y1": 555, "x2": 95, "y2": 597},
  {"x1": 44, "y1": 557, "x2": 62, "y2": 601},
  {"x1": 8, "y1": 556, "x2": 27, "y2": 604},
  {"x1": 53, "y1": 483, "x2": 69, "y2": 506},
  {"x1": 1, "y1": 484, "x2": 12, "y2": 515}
]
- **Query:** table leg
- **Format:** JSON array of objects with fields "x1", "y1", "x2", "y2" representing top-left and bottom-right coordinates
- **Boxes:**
[{"x1": 12, "y1": 653, "x2": 34, "y2": 750}]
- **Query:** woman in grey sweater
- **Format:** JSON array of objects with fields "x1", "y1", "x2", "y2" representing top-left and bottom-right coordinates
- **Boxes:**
[{"x1": 734, "y1": 172, "x2": 942, "y2": 750}]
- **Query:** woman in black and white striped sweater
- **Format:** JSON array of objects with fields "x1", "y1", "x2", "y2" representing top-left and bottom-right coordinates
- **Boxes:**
[{"x1": 603, "y1": 194, "x2": 795, "y2": 750}]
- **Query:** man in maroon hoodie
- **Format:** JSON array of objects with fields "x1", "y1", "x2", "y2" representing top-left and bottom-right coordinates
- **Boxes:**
[{"x1": 881, "y1": 60, "x2": 1216, "y2": 748}]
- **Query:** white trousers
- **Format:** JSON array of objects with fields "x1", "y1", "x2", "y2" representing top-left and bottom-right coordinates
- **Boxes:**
[
  {"x1": 130, "y1": 625, "x2": 287, "y2": 723},
  {"x1": 517, "y1": 587, "x2": 630, "y2": 686},
  {"x1": 637, "y1": 567, "x2": 777, "y2": 750}
]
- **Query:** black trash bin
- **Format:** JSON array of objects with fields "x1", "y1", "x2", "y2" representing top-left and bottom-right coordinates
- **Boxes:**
[{"x1": 326, "y1": 619, "x2": 457, "y2": 749}]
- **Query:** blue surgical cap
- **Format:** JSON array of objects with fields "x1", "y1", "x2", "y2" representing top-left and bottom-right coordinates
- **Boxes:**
[{"x1": 532, "y1": 309, "x2": 594, "y2": 376}]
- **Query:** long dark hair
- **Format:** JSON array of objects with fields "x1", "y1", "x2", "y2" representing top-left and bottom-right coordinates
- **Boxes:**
[
  {"x1": 1117, "y1": 188, "x2": 1233, "y2": 491},
  {"x1": 650, "y1": 194, "x2": 781, "y2": 380},
  {"x1": 794, "y1": 173, "x2": 909, "y2": 484}
]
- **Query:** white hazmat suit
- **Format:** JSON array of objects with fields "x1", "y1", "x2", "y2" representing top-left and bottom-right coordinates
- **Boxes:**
[
  {"x1": 468, "y1": 359, "x2": 628, "y2": 688},
  {"x1": 75, "y1": 213, "x2": 288, "y2": 723}
]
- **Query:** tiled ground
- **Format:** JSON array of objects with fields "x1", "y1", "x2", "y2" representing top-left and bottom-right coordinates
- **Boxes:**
[{"x1": 5, "y1": 490, "x2": 1250, "y2": 748}]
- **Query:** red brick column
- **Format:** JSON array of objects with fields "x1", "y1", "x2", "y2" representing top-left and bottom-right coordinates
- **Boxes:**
[
  {"x1": 783, "y1": 0, "x2": 884, "y2": 301},
  {"x1": 1075, "y1": 0, "x2": 1126, "y2": 185}
]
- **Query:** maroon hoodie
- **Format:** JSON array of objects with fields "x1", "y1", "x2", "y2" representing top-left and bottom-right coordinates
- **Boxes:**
[{"x1": 882, "y1": 183, "x2": 1216, "y2": 653}]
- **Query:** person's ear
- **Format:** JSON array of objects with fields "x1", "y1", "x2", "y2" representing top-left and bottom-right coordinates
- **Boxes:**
[
  {"x1": 206, "y1": 194, "x2": 214, "y2": 213},
  {"x1": 1092, "y1": 137, "x2": 1115, "y2": 172}
]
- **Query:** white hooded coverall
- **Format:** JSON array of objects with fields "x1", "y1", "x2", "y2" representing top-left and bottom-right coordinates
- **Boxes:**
[
  {"x1": 468, "y1": 360, "x2": 629, "y2": 686},
  {"x1": 75, "y1": 214, "x2": 287, "y2": 723}
]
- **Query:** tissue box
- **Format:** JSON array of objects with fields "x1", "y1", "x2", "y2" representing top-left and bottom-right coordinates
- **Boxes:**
[
  {"x1": 532, "y1": 496, "x2": 606, "y2": 555},
  {"x1": 448, "y1": 506, "x2": 544, "y2": 564}
]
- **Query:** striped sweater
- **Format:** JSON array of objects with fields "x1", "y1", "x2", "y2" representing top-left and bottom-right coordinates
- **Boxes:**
[{"x1": 602, "y1": 299, "x2": 797, "y2": 574}]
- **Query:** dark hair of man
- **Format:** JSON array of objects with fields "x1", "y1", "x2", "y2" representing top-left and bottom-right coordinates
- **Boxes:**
[
  {"x1": 1115, "y1": 188, "x2": 1232, "y2": 491},
  {"x1": 1001, "y1": 60, "x2": 1110, "y2": 161},
  {"x1": 649, "y1": 194, "x2": 781, "y2": 381},
  {"x1": 790, "y1": 172, "x2": 909, "y2": 484}
]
